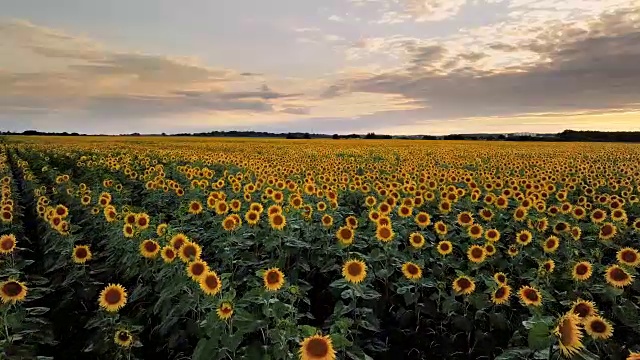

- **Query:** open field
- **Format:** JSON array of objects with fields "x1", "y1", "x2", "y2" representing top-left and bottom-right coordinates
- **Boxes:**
[{"x1": 1, "y1": 136, "x2": 640, "y2": 359}]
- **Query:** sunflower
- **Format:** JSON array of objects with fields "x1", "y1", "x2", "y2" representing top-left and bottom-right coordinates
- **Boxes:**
[
  {"x1": 114, "y1": 329, "x2": 133, "y2": 347},
  {"x1": 467, "y1": 245, "x2": 486, "y2": 263},
  {"x1": 156, "y1": 223, "x2": 168, "y2": 237},
  {"x1": 199, "y1": 271, "x2": 222, "y2": 295},
  {"x1": 264, "y1": 268, "x2": 285, "y2": 291},
  {"x1": 453, "y1": 276, "x2": 475, "y2": 295},
  {"x1": 542, "y1": 236, "x2": 560, "y2": 253},
  {"x1": 0, "y1": 210, "x2": 13, "y2": 223},
  {"x1": 494, "y1": 272, "x2": 507, "y2": 285},
  {"x1": 335, "y1": 226, "x2": 354, "y2": 246},
  {"x1": 519, "y1": 286, "x2": 542, "y2": 306},
  {"x1": 402, "y1": 262, "x2": 422, "y2": 281},
  {"x1": 215, "y1": 201, "x2": 229, "y2": 215},
  {"x1": 434, "y1": 221, "x2": 448, "y2": 236},
  {"x1": 170, "y1": 233, "x2": 188, "y2": 250},
  {"x1": 437, "y1": 240, "x2": 453, "y2": 255},
  {"x1": 398, "y1": 205, "x2": 412, "y2": 218},
  {"x1": 457, "y1": 212, "x2": 474, "y2": 227},
  {"x1": 342, "y1": 259, "x2": 367, "y2": 284},
  {"x1": 540, "y1": 259, "x2": 555, "y2": 274},
  {"x1": 0, "y1": 279, "x2": 27, "y2": 304},
  {"x1": 617, "y1": 247, "x2": 640, "y2": 267},
  {"x1": 571, "y1": 299, "x2": 598, "y2": 321},
  {"x1": 415, "y1": 212, "x2": 431, "y2": 228},
  {"x1": 572, "y1": 262, "x2": 593, "y2": 281},
  {"x1": 484, "y1": 243, "x2": 496, "y2": 256},
  {"x1": 628, "y1": 352, "x2": 640, "y2": 360},
  {"x1": 123, "y1": 224, "x2": 135, "y2": 238},
  {"x1": 599, "y1": 222, "x2": 617, "y2": 240},
  {"x1": 605, "y1": 265, "x2": 633, "y2": 288},
  {"x1": 98, "y1": 284, "x2": 127, "y2": 312},
  {"x1": 244, "y1": 210, "x2": 260, "y2": 226},
  {"x1": 516, "y1": 230, "x2": 532, "y2": 246},
  {"x1": 321, "y1": 214, "x2": 334, "y2": 228},
  {"x1": 513, "y1": 206, "x2": 528, "y2": 221},
  {"x1": 438, "y1": 200, "x2": 452, "y2": 214},
  {"x1": 584, "y1": 316, "x2": 613, "y2": 340},
  {"x1": 267, "y1": 205, "x2": 282, "y2": 216},
  {"x1": 479, "y1": 208, "x2": 494, "y2": 221},
  {"x1": 139, "y1": 239, "x2": 160, "y2": 259},
  {"x1": 55, "y1": 204, "x2": 69, "y2": 218},
  {"x1": 216, "y1": 301, "x2": 234, "y2": 320},
  {"x1": 554, "y1": 313, "x2": 584, "y2": 357},
  {"x1": 570, "y1": 226, "x2": 582, "y2": 241},
  {"x1": 161, "y1": 246, "x2": 177, "y2": 263},
  {"x1": 345, "y1": 216, "x2": 358, "y2": 229},
  {"x1": 408, "y1": 232, "x2": 425, "y2": 249},
  {"x1": 485, "y1": 229, "x2": 500, "y2": 242},
  {"x1": 299, "y1": 334, "x2": 336, "y2": 360},
  {"x1": 507, "y1": 245, "x2": 519, "y2": 257},
  {"x1": 124, "y1": 213, "x2": 137, "y2": 225},
  {"x1": 376, "y1": 216, "x2": 391, "y2": 227},
  {"x1": 269, "y1": 213, "x2": 287, "y2": 231},
  {"x1": 0, "y1": 234, "x2": 17, "y2": 254},
  {"x1": 222, "y1": 215, "x2": 237, "y2": 231},
  {"x1": 375, "y1": 225, "x2": 395, "y2": 243},
  {"x1": 491, "y1": 285, "x2": 511, "y2": 305},
  {"x1": 135, "y1": 213, "x2": 150, "y2": 229},
  {"x1": 72, "y1": 245, "x2": 92, "y2": 264},
  {"x1": 178, "y1": 241, "x2": 202, "y2": 262},
  {"x1": 467, "y1": 224, "x2": 483, "y2": 240}
]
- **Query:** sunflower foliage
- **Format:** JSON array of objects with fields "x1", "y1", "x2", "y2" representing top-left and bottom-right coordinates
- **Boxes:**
[
  {"x1": 0, "y1": 148, "x2": 55, "y2": 359},
  {"x1": 1, "y1": 137, "x2": 640, "y2": 360}
]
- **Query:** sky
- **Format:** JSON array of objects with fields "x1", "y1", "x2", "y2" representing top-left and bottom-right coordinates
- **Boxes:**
[{"x1": 1, "y1": 0, "x2": 640, "y2": 135}]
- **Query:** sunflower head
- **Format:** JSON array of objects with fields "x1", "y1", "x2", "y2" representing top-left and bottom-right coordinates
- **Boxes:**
[
  {"x1": 187, "y1": 260, "x2": 209, "y2": 281},
  {"x1": 140, "y1": 239, "x2": 160, "y2": 259},
  {"x1": 299, "y1": 334, "x2": 336, "y2": 360},
  {"x1": 342, "y1": 259, "x2": 367, "y2": 284},
  {"x1": 605, "y1": 264, "x2": 633, "y2": 288},
  {"x1": 375, "y1": 225, "x2": 395, "y2": 243},
  {"x1": 572, "y1": 261, "x2": 593, "y2": 281},
  {"x1": 0, "y1": 234, "x2": 17, "y2": 254},
  {"x1": 617, "y1": 247, "x2": 640, "y2": 267},
  {"x1": 518, "y1": 285, "x2": 542, "y2": 306},
  {"x1": 200, "y1": 271, "x2": 222, "y2": 296},
  {"x1": 453, "y1": 276, "x2": 476, "y2": 295},
  {"x1": 216, "y1": 301, "x2": 234, "y2": 320},
  {"x1": 491, "y1": 285, "x2": 511, "y2": 305},
  {"x1": 178, "y1": 241, "x2": 202, "y2": 262},
  {"x1": 72, "y1": 245, "x2": 92, "y2": 264},
  {"x1": 161, "y1": 246, "x2": 177, "y2": 263},
  {"x1": 263, "y1": 268, "x2": 285, "y2": 291},
  {"x1": 467, "y1": 245, "x2": 486, "y2": 263},
  {"x1": 114, "y1": 330, "x2": 133, "y2": 347},
  {"x1": 401, "y1": 262, "x2": 422, "y2": 281},
  {"x1": 98, "y1": 284, "x2": 127, "y2": 312},
  {"x1": 584, "y1": 316, "x2": 613, "y2": 340},
  {"x1": 437, "y1": 240, "x2": 453, "y2": 256},
  {"x1": 554, "y1": 313, "x2": 584, "y2": 357},
  {"x1": 0, "y1": 279, "x2": 28, "y2": 304},
  {"x1": 571, "y1": 299, "x2": 598, "y2": 321},
  {"x1": 494, "y1": 272, "x2": 507, "y2": 285},
  {"x1": 408, "y1": 232, "x2": 425, "y2": 249}
]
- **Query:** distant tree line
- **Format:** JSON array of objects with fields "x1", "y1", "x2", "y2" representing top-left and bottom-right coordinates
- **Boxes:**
[{"x1": 2, "y1": 129, "x2": 640, "y2": 142}]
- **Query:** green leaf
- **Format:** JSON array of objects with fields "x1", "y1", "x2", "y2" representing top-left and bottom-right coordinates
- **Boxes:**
[{"x1": 527, "y1": 322, "x2": 552, "y2": 351}]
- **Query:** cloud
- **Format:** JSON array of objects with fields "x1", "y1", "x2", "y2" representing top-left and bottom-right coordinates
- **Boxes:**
[
  {"x1": 280, "y1": 107, "x2": 311, "y2": 115},
  {"x1": 330, "y1": 6, "x2": 640, "y2": 122},
  {"x1": 0, "y1": 19, "x2": 299, "y2": 123}
]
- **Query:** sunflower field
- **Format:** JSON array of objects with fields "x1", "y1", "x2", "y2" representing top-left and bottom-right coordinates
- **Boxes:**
[{"x1": 1, "y1": 136, "x2": 640, "y2": 360}]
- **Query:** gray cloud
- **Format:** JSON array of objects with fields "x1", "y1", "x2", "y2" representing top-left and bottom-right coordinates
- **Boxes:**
[
  {"x1": 280, "y1": 107, "x2": 311, "y2": 115},
  {"x1": 333, "y1": 6, "x2": 640, "y2": 120}
]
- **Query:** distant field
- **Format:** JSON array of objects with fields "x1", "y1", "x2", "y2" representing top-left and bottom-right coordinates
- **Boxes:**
[{"x1": 1, "y1": 136, "x2": 640, "y2": 359}]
